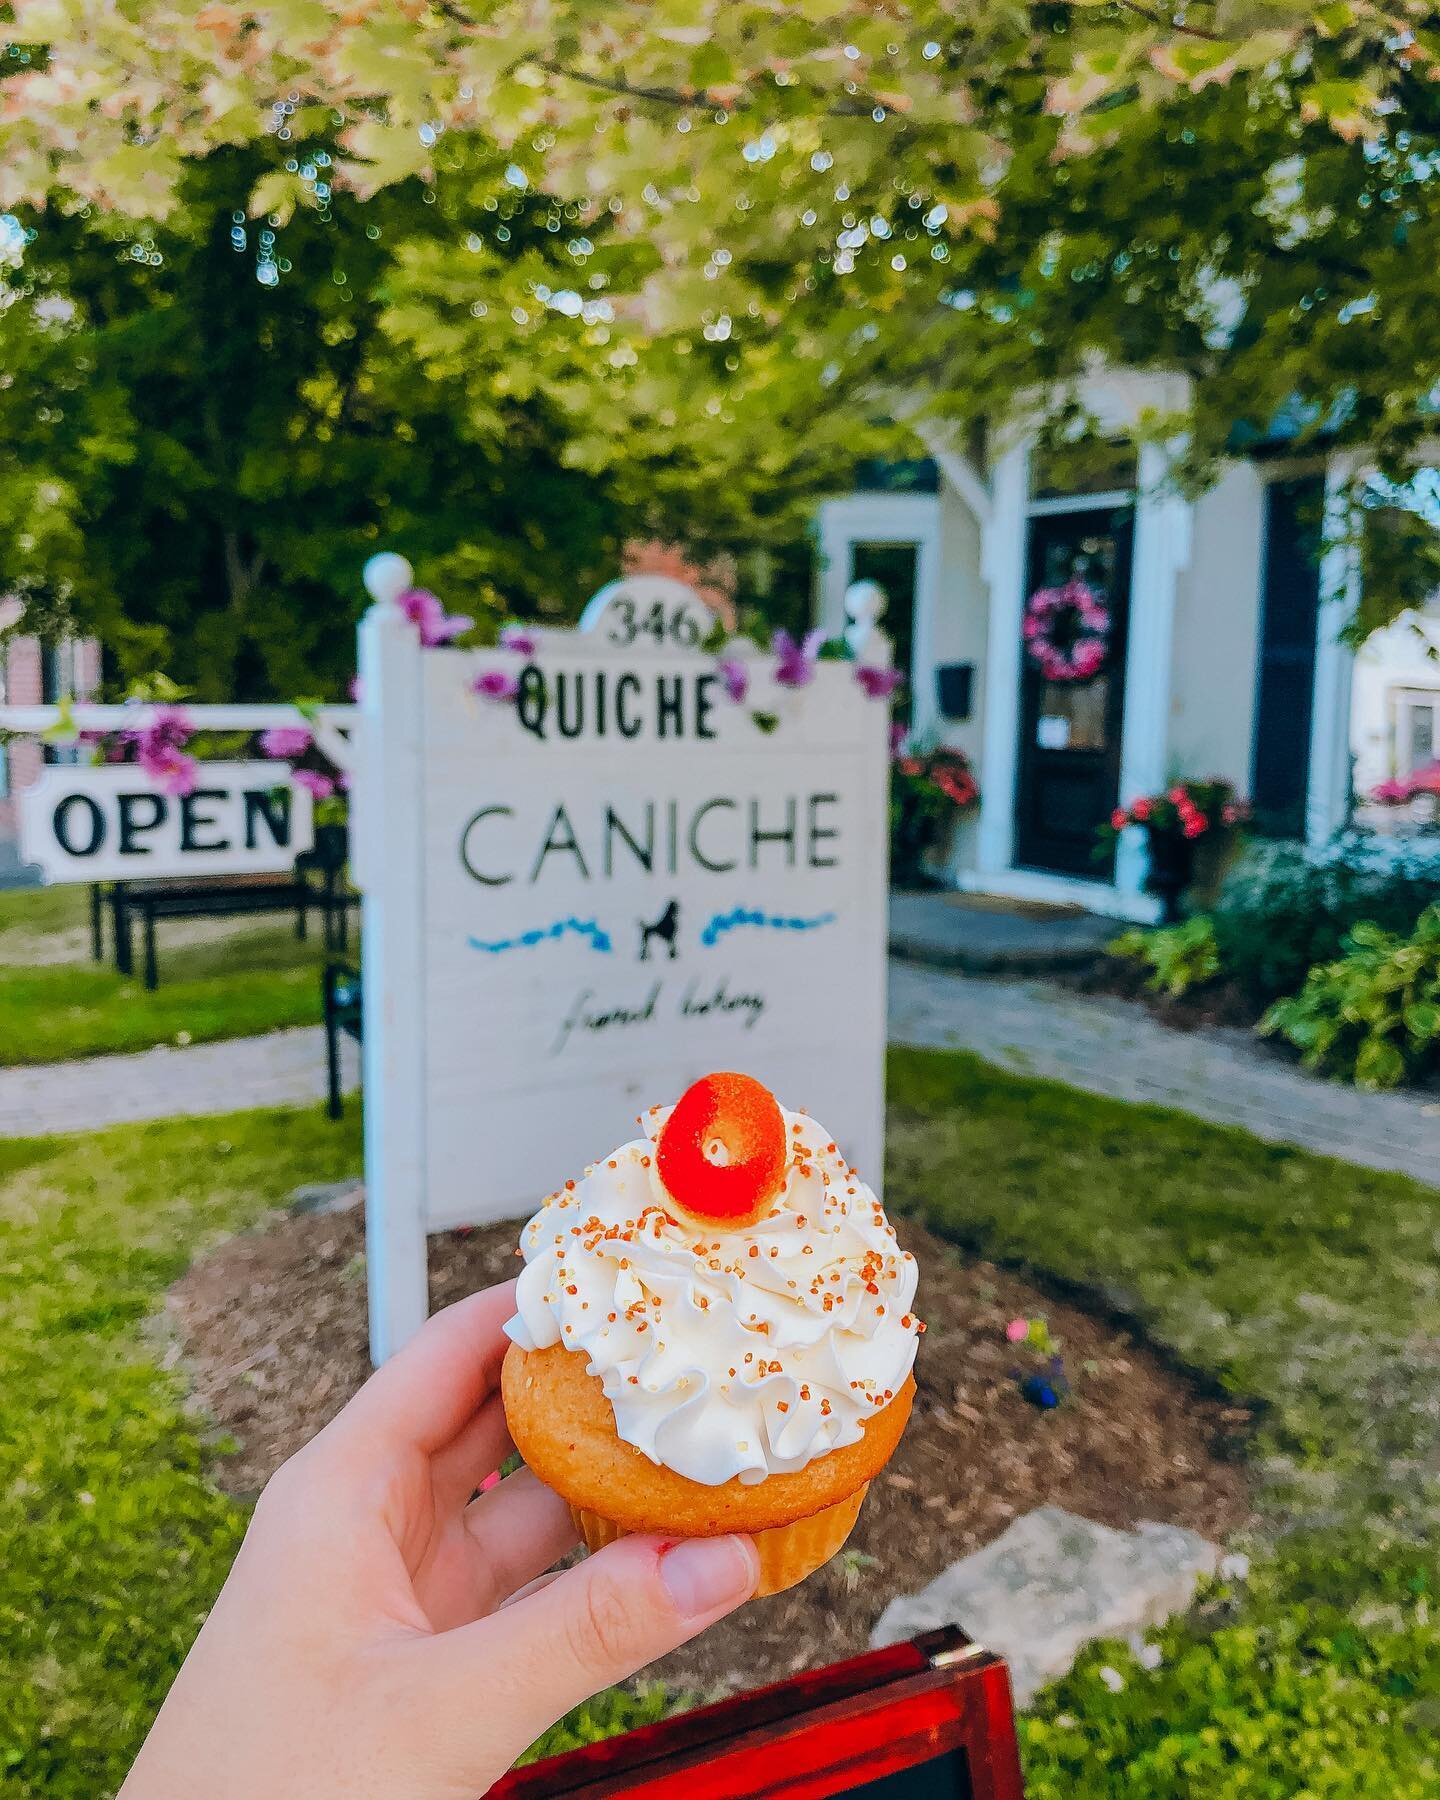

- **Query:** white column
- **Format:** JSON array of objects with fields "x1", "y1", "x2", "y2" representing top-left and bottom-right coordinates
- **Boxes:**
[
  {"x1": 1307, "y1": 458, "x2": 1359, "y2": 846},
  {"x1": 815, "y1": 502, "x2": 855, "y2": 637},
  {"x1": 357, "y1": 599, "x2": 431, "y2": 1364},
  {"x1": 976, "y1": 441, "x2": 1030, "y2": 876},
  {"x1": 908, "y1": 527, "x2": 942, "y2": 739},
  {"x1": 1115, "y1": 438, "x2": 1194, "y2": 903}
]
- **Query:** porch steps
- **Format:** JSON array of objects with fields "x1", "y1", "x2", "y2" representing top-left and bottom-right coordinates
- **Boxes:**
[{"x1": 888, "y1": 890, "x2": 1118, "y2": 975}]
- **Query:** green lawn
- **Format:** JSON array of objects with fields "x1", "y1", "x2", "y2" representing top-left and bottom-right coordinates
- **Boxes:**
[
  {"x1": 4, "y1": 1052, "x2": 1439, "y2": 1796},
  {"x1": 0, "y1": 888, "x2": 326, "y2": 1065},
  {"x1": 0, "y1": 881, "x2": 88, "y2": 955},
  {"x1": 886, "y1": 1048, "x2": 1440, "y2": 1798}
]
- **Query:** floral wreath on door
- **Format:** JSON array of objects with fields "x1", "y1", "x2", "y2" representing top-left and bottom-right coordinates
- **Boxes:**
[{"x1": 1021, "y1": 577, "x2": 1111, "y2": 683}]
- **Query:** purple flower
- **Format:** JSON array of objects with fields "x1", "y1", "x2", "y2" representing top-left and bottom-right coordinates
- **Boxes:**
[
  {"x1": 124, "y1": 706, "x2": 198, "y2": 794},
  {"x1": 772, "y1": 627, "x2": 825, "y2": 689},
  {"x1": 470, "y1": 667, "x2": 520, "y2": 703},
  {"x1": 717, "y1": 657, "x2": 750, "y2": 704},
  {"x1": 499, "y1": 624, "x2": 539, "y2": 655},
  {"x1": 855, "y1": 664, "x2": 903, "y2": 700},
  {"x1": 398, "y1": 587, "x2": 474, "y2": 648},
  {"x1": 259, "y1": 725, "x2": 313, "y2": 760},
  {"x1": 139, "y1": 744, "x2": 200, "y2": 796},
  {"x1": 292, "y1": 768, "x2": 335, "y2": 801}
]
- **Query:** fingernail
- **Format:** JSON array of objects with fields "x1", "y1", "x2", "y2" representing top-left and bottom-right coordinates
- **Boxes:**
[{"x1": 659, "y1": 1536, "x2": 758, "y2": 1618}]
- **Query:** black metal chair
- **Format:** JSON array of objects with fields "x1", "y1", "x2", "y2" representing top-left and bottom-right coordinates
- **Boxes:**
[{"x1": 323, "y1": 956, "x2": 362, "y2": 1120}]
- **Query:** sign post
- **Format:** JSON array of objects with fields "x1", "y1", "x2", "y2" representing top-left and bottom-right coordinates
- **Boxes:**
[{"x1": 354, "y1": 558, "x2": 891, "y2": 1363}]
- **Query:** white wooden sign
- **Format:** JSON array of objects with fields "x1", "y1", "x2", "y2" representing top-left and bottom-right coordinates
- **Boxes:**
[
  {"x1": 354, "y1": 562, "x2": 891, "y2": 1362},
  {"x1": 19, "y1": 761, "x2": 314, "y2": 882}
]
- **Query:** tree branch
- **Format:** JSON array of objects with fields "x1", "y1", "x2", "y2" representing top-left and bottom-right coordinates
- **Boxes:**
[
  {"x1": 534, "y1": 58, "x2": 881, "y2": 119},
  {"x1": 1114, "y1": 0, "x2": 1224, "y2": 45}
]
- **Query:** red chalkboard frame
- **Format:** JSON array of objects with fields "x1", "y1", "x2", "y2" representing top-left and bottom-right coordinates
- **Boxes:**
[{"x1": 488, "y1": 1628, "x2": 1025, "y2": 1799}]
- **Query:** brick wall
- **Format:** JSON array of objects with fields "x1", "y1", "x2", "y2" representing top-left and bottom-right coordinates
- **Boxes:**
[
  {"x1": 622, "y1": 540, "x2": 738, "y2": 631},
  {"x1": 0, "y1": 608, "x2": 99, "y2": 849}
]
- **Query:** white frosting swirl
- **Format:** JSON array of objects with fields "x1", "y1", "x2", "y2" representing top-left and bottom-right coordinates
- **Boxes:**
[{"x1": 503, "y1": 1101, "x2": 920, "y2": 1486}]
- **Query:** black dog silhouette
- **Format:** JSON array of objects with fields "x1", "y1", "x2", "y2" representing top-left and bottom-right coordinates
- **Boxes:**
[{"x1": 638, "y1": 899, "x2": 680, "y2": 962}]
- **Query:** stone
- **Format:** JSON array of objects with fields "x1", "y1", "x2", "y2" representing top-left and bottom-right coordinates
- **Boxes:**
[
  {"x1": 870, "y1": 1504, "x2": 1220, "y2": 1706},
  {"x1": 288, "y1": 1179, "x2": 364, "y2": 1216}
]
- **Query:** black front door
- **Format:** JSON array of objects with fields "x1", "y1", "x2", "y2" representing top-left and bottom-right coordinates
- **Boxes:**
[{"x1": 1014, "y1": 505, "x2": 1134, "y2": 878}]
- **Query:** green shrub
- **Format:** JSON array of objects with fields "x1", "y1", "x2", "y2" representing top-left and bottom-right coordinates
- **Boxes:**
[
  {"x1": 1022, "y1": 1535, "x2": 1440, "y2": 1799},
  {"x1": 1212, "y1": 835, "x2": 1439, "y2": 1005},
  {"x1": 1109, "y1": 916, "x2": 1221, "y2": 998},
  {"x1": 1261, "y1": 904, "x2": 1440, "y2": 1089}
]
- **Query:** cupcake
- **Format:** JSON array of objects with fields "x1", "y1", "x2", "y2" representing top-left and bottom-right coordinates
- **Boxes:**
[{"x1": 501, "y1": 1071, "x2": 921, "y2": 1596}]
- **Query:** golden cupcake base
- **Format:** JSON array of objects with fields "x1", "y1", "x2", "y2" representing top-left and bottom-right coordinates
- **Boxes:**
[{"x1": 568, "y1": 1481, "x2": 870, "y2": 1598}]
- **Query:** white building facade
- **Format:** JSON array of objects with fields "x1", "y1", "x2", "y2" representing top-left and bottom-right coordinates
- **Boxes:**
[{"x1": 814, "y1": 371, "x2": 1410, "y2": 920}]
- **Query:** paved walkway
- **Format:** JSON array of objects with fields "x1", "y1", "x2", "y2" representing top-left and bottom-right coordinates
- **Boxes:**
[
  {"x1": 890, "y1": 962, "x2": 1439, "y2": 1187},
  {"x1": 0, "y1": 1027, "x2": 359, "y2": 1138},
  {"x1": 1, "y1": 974, "x2": 1434, "y2": 1187}
]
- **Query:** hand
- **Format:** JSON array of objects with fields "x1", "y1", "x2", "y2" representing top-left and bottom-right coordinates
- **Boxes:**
[{"x1": 121, "y1": 1281, "x2": 759, "y2": 1799}]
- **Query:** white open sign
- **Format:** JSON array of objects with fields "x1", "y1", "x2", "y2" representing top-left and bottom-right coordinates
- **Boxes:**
[{"x1": 20, "y1": 762, "x2": 314, "y2": 882}]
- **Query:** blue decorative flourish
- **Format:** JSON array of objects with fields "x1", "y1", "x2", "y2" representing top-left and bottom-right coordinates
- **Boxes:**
[
  {"x1": 468, "y1": 917, "x2": 612, "y2": 955},
  {"x1": 700, "y1": 906, "x2": 837, "y2": 948}
]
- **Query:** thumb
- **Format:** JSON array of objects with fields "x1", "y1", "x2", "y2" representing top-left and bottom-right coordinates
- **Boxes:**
[{"x1": 423, "y1": 1533, "x2": 758, "y2": 1771}]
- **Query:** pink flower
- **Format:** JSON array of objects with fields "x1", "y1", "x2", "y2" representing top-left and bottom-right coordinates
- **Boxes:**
[
  {"x1": 772, "y1": 627, "x2": 825, "y2": 688},
  {"x1": 716, "y1": 657, "x2": 750, "y2": 704},
  {"x1": 499, "y1": 624, "x2": 538, "y2": 655},
  {"x1": 348, "y1": 674, "x2": 363, "y2": 702},
  {"x1": 1168, "y1": 785, "x2": 1187, "y2": 805},
  {"x1": 1005, "y1": 1317, "x2": 1030, "y2": 1344},
  {"x1": 1132, "y1": 797, "x2": 1152, "y2": 822},
  {"x1": 292, "y1": 768, "x2": 335, "y2": 801},
  {"x1": 1183, "y1": 816, "x2": 1206, "y2": 839},
  {"x1": 855, "y1": 664, "x2": 903, "y2": 699},
  {"x1": 126, "y1": 705, "x2": 197, "y2": 794},
  {"x1": 1411, "y1": 759, "x2": 1440, "y2": 794},
  {"x1": 470, "y1": 667, "x2": 520, "y2": 703},
  {"x1": 139, "y1": 744, "x2": 199, "y2": 796},
  {"x1": 398, "y1": 587, "x2": 474, "y2": 647},
  {"x1": 259, "y1": 725, "x2": 313, "y2": 760},
  {"x1": 1110, "y1": 807, "x2": 1129, "y2": 831}
]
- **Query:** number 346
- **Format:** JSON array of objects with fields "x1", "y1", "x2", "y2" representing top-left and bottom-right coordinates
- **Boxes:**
[{"x1": 606, "y1": 598, "x2": 703, "y2": 648}]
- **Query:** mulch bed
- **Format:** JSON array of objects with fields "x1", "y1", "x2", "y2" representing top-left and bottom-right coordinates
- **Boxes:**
[
  {"x1": 1060, "y1": 954, "x2": 1264, "y2": 1033},
  {"x1": 168, "y1": 1204, "x2": 1255, "y2": 1699}
]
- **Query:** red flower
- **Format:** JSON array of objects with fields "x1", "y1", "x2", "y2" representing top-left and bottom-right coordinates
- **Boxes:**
[
  {"x1": 1110, "y1": 807, "x2": 1129, "y2": 830},
  {"x1": 1132, "y1": 796, "x2": 1152, "y2": 822}
]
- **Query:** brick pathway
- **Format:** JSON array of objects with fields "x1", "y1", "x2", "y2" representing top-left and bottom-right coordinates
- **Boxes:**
[
  {"x1": 0, "y1": 1027, "x2": 358, "y2": 1138},
  {"x1": 889, "y1": 962, "x2": 1439, "y2": 1188},
  {"x1": 1, "y1": 973, "x2": 1434, "y2": 1187}
]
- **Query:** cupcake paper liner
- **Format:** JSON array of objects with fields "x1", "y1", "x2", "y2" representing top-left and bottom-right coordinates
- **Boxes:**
[{"x1": 567, "y1": 1481, "x2": 870, "y2": 1598}]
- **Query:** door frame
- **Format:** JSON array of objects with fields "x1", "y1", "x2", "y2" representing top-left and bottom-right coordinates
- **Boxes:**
[
  {"x1": 815, "y1": 492, "x2": 942, "y2": 737},
  {"x1": 1013, "y1": 502, "x2": 1136, "y2": 879},
  {"x1": 974, "y1": 431, "x2": 1194, "y2": 921}
]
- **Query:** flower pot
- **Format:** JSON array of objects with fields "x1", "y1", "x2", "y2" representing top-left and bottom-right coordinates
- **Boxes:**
[{"x1": 1143, "y1": 831, "x2": 1194, "y2": 924}]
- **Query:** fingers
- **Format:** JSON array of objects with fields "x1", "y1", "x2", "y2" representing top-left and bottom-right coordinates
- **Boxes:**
[
  {"x1": 462, "y1": 1469, "x2": 578, "y2": 1609},
  {"x1": 429, "y1": 1393, "x2": 514, "y2": 1516},
  {"x1": 417, "y1": 1533, "x2": 757, "y2": 1770},
  {"x1": 411, "y1": 1469, "x2": 578, "y2": 1633},
  {"x1": 338, "y1": 1281, "x2": 518, "y2": 1455}
]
